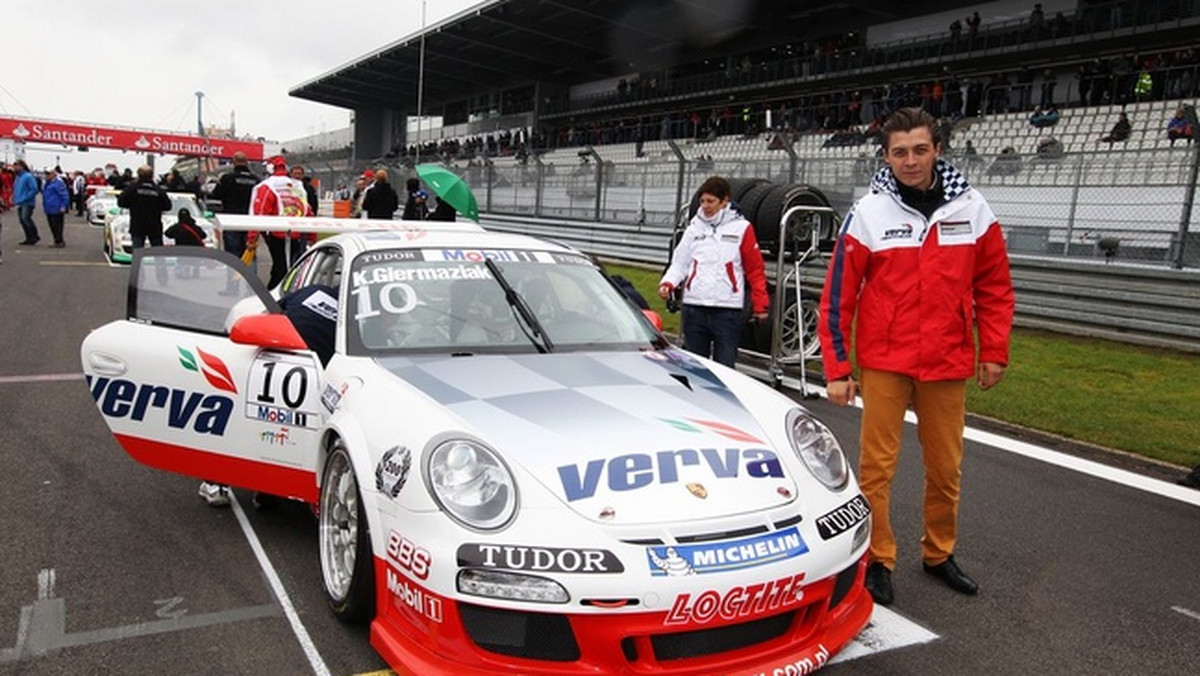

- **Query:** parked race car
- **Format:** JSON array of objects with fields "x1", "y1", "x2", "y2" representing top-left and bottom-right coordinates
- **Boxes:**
[
  {"x1": 80, "y1": 217, "x2": 873, "y2": 675},
  {"x1": 86, "y1": 186, "x2": 121, "y2": 227},
  {"x1": 102, "y1": 192, "x2": 219, "y2": 264}
]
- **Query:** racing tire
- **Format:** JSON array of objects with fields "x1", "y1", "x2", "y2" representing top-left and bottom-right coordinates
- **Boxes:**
[
  {"x1": 742, "y1": 286, "x2": 821, "y2": 361},
  {"x1": 683, "y1": 177, "x2": 769, "y2": 223},
  {"x1": 319, "y1": 441, "x2": 375, "y2": 624},
  {"x1": 754, "y1": 184, "x2": 835, "y2": 255},
  {"x1": 736, "y1": 182, "x2": 775, "y2": 233}
]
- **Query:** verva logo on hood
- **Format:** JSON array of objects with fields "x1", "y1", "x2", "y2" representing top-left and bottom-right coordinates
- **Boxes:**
[{"x1": 557, "y1": 448, "x2": 783, "y2": 501}]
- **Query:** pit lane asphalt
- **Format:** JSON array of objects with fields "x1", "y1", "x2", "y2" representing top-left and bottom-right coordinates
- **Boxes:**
[{"x1": 1, "y1": 213, "x2": 1197, "y2": 675}]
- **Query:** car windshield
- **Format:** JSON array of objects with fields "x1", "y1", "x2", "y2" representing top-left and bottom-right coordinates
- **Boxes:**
[
  {"x1": 168, "y1": 194, "x2": 199, "y2": 214},
  {"x1": 346, "y1": 248, "x2": 660, "y2": 354}
]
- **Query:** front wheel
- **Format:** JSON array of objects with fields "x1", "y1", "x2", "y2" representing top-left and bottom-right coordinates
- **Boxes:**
[{"x1": 319, "y1": 441, "x2": 375, "y2": 624}]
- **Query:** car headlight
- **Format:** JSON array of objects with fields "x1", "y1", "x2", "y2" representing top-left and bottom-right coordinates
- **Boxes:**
[
  {"x1": 787, "y1": 410, "x2": 848, "y2": 490},
  {"x1": 426, "y1": 439, "x2": 516, "y2": 530}
]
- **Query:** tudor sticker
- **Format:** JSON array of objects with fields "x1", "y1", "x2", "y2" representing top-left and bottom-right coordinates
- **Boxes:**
[
  {"x1": 457, "y1": 544, "x2": 624, "y2": 574},
  {"x1": 646, "y1": 526, "x2": 807, "y2": 577},
  {"x1": 663, "y1": 572, "x2": 806, "y2": 626},
  {"x1": 375, "y1": 446, "x2": 412, "y2": 499},
  {"x1": 815, "y1": 495, "x2": 871, "y2": 540},
  {"x1": 244, "y1": 353, "x2": 320, "y2": 429}
]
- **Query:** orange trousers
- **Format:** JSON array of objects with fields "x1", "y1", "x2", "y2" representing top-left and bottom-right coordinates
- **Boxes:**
[{"x1": 858, "y1": 369, "x2": 966, "y2": 570}]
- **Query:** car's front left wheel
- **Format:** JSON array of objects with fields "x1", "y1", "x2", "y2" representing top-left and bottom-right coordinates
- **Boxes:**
[{"x1": 319, "y1": 441, "x2": 375, "y2": 624}]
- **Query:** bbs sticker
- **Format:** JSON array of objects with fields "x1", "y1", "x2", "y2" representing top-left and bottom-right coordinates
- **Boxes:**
[{"x1": 375, "y1": 446, "x2": 412, "y2": 499}]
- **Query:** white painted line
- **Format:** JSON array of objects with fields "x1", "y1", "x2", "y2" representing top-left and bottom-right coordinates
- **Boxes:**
[
  {"x1": 830, "y1": 605, "x2": 940, "y2": 665},
  {"x1": 801, "y1": 384, "x2": 1200, "y2": 508},
  {"x1": 0, "y1": 373, "x2": 82, "y2": 384},
  {"x1": 37, "y1": 569, "x2": 55, "y2": 600},
  {"x1": 1172, "y1": 605, "x2": 1200, "y2": 622},
  {"x1": 230, "y1": 493, "x2": 332, "y2": 676}
]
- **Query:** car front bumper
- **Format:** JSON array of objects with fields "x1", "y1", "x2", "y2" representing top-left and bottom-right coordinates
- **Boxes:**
[{"x1": 370, "y1": 554, "x2": 872, "y2": 675}]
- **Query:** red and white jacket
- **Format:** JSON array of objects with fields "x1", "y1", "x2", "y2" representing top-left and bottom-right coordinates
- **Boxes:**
[
  {"x1": 818, "y1": 160, "x2": 1014, "y2": 382},
  {"x1": 660, "y1": 204, "x2": 769, "y2": 313},
  {"x1": 247, "y1": 169, "x2": 312, "y2": 244}
]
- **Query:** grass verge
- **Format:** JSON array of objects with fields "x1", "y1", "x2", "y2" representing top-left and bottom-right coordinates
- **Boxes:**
[{"x1": 607, "y1": 263, "x2": 1200, "y2": 468}]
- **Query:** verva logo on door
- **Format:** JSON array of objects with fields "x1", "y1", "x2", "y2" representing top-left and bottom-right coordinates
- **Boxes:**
[{"x1": 85, "y1": 347, "x2": 238, "y2": 436}]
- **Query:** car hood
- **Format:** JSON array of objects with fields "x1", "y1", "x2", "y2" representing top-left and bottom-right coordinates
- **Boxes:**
[{"x1": 376, "y1": 349, "x2": 799, "y2": 525}]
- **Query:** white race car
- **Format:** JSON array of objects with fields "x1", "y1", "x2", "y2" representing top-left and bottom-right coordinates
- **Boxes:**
[
  {"x1": 102, "y1": 192, "x2": 219, "y2": 264},
  {"x1": 86, "y1": 186, "x2": 121, "y2": 227},
  {"x1": 80, "y1": 218, "x2": 873, "y2": 675}
]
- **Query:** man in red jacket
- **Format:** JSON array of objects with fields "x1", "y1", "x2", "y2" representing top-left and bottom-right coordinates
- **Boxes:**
[
  {"x1": 818, "y1": 107, "x2": 1014, "y2": 606},
  {"x1": 244, "y1": 155, "x2": 312, "y2": 289}
]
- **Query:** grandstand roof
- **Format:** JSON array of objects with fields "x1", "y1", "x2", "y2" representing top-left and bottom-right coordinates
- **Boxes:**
[{"x1": 290, "y1": 0, "x2": 977, "y2": 113}]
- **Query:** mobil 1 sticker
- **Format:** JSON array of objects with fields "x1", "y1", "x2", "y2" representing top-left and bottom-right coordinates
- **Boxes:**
[
  {"x1": 245, "y1": 352, "x2": 321, "y2": 429},
  {"x1": 422, "y1": 248, "x2": 549, "y2": 263}
]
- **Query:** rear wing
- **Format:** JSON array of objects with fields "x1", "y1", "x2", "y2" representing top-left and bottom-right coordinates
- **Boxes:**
[{"x1": 212, "y1": 214, "x2": 486, "y2": 235}]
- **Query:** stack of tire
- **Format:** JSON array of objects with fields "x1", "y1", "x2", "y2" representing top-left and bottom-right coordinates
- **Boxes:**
[{"x1": 666, "y1": 178, "x2": 839, "y2": 363}]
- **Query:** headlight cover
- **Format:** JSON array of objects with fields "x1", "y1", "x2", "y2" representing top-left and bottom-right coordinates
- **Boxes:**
[
  {"x1": 426, "y1": 439, "x2": 517, "y2": 531},
  {"x1": 787, "y1": 410, "x2": 849, "y2": 490}
]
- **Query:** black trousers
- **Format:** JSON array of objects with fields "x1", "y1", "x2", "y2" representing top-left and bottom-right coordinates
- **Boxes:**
[{"x1": 46, "y1": 213, "x2": 65, "y2": 245}]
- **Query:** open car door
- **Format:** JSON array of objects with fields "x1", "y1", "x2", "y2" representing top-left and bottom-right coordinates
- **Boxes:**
[{"x1": 81, "y1": 247, "x2": 326, "y2": 503}]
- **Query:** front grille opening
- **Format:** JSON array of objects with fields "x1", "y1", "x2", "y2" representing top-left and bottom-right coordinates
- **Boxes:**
[
  {"x1": 829, "y1": 562, "x2": 859, "y2": 610},
  {"x1": 459, "y1": 603, "x2": 581, "y2": 662},
  {"x1": 621, "y1": 637, "x2": 639, "y2": 662},
  {"x1": 651, "y1": 611, "x2": 794, "y2": 661},
  {"x1": 676, "y1": 525, "x2": 769, "y2": 544}
]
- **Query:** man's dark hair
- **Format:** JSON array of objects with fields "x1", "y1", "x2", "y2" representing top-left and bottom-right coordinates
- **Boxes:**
[
  {"x1": 696, "y1": 175, "x2": 731, "y2": 200},
  {"x1": 406, "y1": 177, "x2": 419, "y2": 191},
  {"x1": 880, "y1": 107, "x2": 939, "y2": 149}
]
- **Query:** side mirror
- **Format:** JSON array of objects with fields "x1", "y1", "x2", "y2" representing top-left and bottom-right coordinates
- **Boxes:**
[
  {"x1": 642, "y1": 309, "x2": 663, "y2": 332},
  {"x1": 230, "y1": 313, "x2": 308, "y2": 351}
]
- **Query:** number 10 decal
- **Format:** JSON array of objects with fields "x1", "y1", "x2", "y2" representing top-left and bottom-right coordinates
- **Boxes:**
[{"x1": 245, "y1": 353, "x2": 322, "y2": 429}]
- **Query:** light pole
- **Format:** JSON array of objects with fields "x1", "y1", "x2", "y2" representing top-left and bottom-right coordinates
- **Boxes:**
[
  {"x1": 195, "y1": 91, "x2": 205, "y2": 136},
  {"x1": 415, "y1": 0, "x2": 426, "y2": 165}
]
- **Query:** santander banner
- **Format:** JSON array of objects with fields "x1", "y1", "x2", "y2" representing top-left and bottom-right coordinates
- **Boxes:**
[{"x1": 0, "y1": 116, "x2": 264, "y2": 160}]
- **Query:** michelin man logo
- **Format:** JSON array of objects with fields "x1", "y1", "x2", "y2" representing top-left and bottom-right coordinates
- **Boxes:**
[
  {"x1": 375, "y1": 446, "x2": 412, "y2": 499},
  {"x1": 648, "y1": 546, "x2": 695, "y2": 576}
]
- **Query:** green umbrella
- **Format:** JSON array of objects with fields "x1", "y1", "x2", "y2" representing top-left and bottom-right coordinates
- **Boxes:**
[{"x1": 416, "y1": 164, "x2": 479, "y2": 222}]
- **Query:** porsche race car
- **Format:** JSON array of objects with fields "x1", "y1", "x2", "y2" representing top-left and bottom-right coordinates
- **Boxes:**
[
  {"x1": 102, "y1": 192, "x2": 219, "y2": 264},
  {"x1": 86, "y1": 186, "x2": 121, "y2": 227},
  {"x1": 80, "y1": 216, "x2": 873, "y2": 675}
]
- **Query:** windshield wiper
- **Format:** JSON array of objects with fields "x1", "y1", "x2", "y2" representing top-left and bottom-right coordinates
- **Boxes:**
[{"x1": 484, "y1": 258, "x2": 554, "y2": 354}]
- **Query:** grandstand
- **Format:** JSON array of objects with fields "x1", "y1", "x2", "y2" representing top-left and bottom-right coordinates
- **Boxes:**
[{"x1": 286, "y1": 0, "x2": 1199, "y2": 267}]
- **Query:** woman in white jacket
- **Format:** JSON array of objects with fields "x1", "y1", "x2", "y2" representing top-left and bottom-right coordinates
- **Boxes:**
[{"x1": 658, "y1": 176, "x2": 769, "y2": 367}]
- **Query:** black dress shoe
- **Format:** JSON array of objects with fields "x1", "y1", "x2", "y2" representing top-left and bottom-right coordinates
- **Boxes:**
[
  {"x1": 923, "y1": 555, "x2": 979, "y2": 595},
  {"x1": 865, "y1": 562, "x2": 894, "y2": 606},
  {"x1": 18, "y1": 240, "x2": 38, "y2": 246}
]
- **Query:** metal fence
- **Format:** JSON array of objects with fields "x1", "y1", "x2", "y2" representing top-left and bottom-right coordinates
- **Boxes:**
[{"x1": 329, "y1": 144, "x2": 1200, "y2": 269}]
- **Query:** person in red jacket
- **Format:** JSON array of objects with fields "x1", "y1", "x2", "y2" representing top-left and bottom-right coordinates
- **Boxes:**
[
  {"x1": 818, "y1": 107, "x2": 1014, "y2": 607},
  {"x1": 657, "y1": 175, "x2": 768, "y2": 367},
  {"x1": 244, "y1": 155, "x2": 312, "y2": 289}
]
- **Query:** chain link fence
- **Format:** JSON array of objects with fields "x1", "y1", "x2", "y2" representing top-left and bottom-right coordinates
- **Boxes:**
[{"x1": 296, "y1": 141, "x2": 1200, "y2": 269}]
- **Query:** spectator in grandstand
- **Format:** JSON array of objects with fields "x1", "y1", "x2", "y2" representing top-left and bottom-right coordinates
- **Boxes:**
[
  {"x1": 966, "y1": 11, "x2": 981, "y2": 41},
  {"x1": 1033, "y1": 136, "x2": 1065, "y2": 162},
  {"x1": 1166, "y1": 106, "x2": 1195, "y2": 146},
  {"x1": 818, "y1": 107, "x2": 1013, "y2": 608},
  {"x1": 658, "y1": 175, "x2": 769, "y2": 368},
  {"x1": 1029, "y1": 104, "x2": 1060, "y2": 128},
  {"x1": 361, "y1": 168, "x2": 399, "y2": 220},
  {"x1": 1097, "y1": 112, "x2": 1132, "y2": 146},
  {"x1": 988, "y1": 146, "x2": 1023, "y2": 176},
  {"x1": 1029, "y1": 3, "x2": 1045, "y2": 38}
]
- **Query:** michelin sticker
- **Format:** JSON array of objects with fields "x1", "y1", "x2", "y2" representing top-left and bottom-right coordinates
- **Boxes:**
[
  {"x1": 647, "y1": 526, "x2": 807, "y2": 576},
  {"x1": 376, "y1": 446, "x2": 412, "y2": 499}
]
